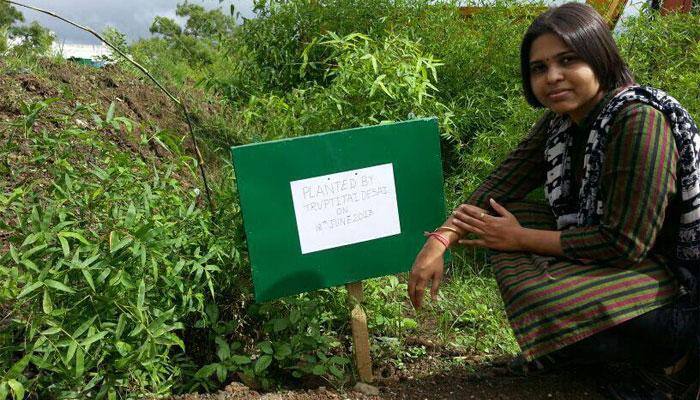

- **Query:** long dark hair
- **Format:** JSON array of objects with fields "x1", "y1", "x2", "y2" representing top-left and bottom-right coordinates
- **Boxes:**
[{"x1": 520, "y1": 2, "x2": 634, "y2": 108}]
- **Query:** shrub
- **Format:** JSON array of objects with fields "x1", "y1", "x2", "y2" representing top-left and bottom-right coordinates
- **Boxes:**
[
  {"x1": 0, "y1": 101, "x2": 234, "y2": 399},
  {"x1": 618, "y1": 8, "x2": 700, "y2": 117},
  {"x1": 223, "y1": 32, "x2": 455, "y2": 146}
]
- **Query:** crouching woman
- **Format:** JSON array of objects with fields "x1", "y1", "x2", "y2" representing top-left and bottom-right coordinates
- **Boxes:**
[{"x1": 408, "y1": 2, "x2": 699, "y2": 395}]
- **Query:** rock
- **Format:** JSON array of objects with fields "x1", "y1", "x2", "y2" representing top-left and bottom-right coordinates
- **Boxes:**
[
  {"x1": 224, "y1": 382, "x2": 249, "y2": 393},
  {"x1": 353, "y1": 382, "x2": 379, "y2": 396}
]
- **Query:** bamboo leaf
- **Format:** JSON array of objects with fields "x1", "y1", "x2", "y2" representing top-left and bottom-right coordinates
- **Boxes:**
[
  {"x1": 21, "y1": 233, "x2": 39, "y2": 248},
  {"x1": 7, "y1": 354, "x2": 31, "y2": 379},
  {"x1": 58, "y1": 231, "x2": 90, "y2": 245},
  {"x1": 59, "y1": 236, "x2": 70, "y2": 257},
  {"x1": 65, "y1": 342, "x2": 77, "y2": 364},
  {"x1": 97, "y1": 268, "x2": 110, "y2": 284},
  {"x1": 73, "y1": 316, "x2": 97, "y2": 338},
  {"x1": 42, "y1": 288, "x2": 53, "y2": 314},
  {"x1": 41, "y1": 326, "x2": 61, "y2": 335},
  {"x1": 137, "y1": 279, "x2": 145, "y2": 309},
  {"x1": 91, "y1": 166, "x2": 109, "y2": 181},
  {"x1": 115, "y1": 314, "x2": 126, "y2": 339},
  {"x1": 21, "y1": 259, "x2": 39, "y2": 272},
  {"x1": 115, "y1": 341, "x2": 132, "y2": 356},
  {"x1": 81, "y1": 254, "x2": 100, "y2": 268},
  {"x1": 82, "y1": 270, "x2": 95, "y2": 292},
  {"x1": 75, "y1": 346, "x2": 84, "y2": 377},
  {"x1": 106, "y1": 101, "x2": 115, "y2": 123},
  {"x1": 9, "y1": 245, "x2": 19, "y2": 264},
  {"x1": 44, "y1": 279, "x2": 76, "y2": 294},
  {"x1": 6, "y1": 380, "x2": 23, "y2": 400},
  {"x1": 81, "y1": 331, "x2": 108, "y2": 347},
  {"x1": 17, "y1": 281, "x2": 43, "y2": 298},
  {"x1": 110, "y1": 237, "x2": 132, "y2": 254},
  {"x1": 23, "y1": 243, "x2": 47, "y2": 258}
]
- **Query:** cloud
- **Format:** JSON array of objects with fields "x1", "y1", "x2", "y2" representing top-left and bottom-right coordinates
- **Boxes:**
[{"x1": 13, "y1": 0, "x2": 255, "y2": 44}]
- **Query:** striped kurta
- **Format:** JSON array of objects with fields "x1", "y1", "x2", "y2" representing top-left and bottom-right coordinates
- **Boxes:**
[{"x1": 467, "y1": 97, "x2": 680, "y2": 360}]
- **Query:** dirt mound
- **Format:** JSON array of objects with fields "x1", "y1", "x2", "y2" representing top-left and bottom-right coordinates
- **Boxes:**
[
  {"x1": 0, "y1": 57, "x2": 221, "y2": 254},
  {"x1": 0, "y1": 58, "x2": 217, "y2": 165}
]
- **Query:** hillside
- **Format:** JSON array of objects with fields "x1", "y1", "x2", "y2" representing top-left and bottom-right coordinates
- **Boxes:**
[{"x1": 0, "y1": 56, "x2": 605, "y2": 400}]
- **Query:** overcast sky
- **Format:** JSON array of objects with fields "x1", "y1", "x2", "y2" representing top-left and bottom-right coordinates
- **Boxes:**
[{"x1": 14, "y1": 0, "x2": 256, "y2": 45}]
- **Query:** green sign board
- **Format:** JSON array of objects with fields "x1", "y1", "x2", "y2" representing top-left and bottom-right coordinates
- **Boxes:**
[{"x1": 231, "y1": 118, "x2": 447, "y2": 302}]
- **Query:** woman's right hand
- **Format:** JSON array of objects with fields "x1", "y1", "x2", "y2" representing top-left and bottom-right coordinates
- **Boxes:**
[{"x1": 408, "y1": 238, "x2": 446, "y2": 310}]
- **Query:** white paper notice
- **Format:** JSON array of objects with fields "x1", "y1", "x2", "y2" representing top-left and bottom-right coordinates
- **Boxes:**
[{"x1": 290, "y1": 163, "x2": 401, "y2": 254}]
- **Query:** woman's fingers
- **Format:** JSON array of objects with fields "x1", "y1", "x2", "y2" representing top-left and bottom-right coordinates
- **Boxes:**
[
  {"x1": 456, "y1": 204, "x2": 488, "y2": 215},
  {"x1": 408, "y1": 277, "x2": 425, "y2": 309},
  {"x1": 456, "y1": 204, "x2": 494, "y2": 221},
  {"x1": 489, "y1": 198, "x2": 512, "y2": 218},
  {"x1": 430, "y1": 267, "x2": 443, "y2": 301},
  {"x1": 451, "y1": 213, "x2": 485, "y2": 234},
  {"x1": 452, "y1": 207, "x2": 488, "y2": 225}
]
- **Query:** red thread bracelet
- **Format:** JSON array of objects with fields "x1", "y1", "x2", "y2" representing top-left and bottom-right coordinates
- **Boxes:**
[{"x1": 424, "y1": 231, "x2": 450, "y2": 248}]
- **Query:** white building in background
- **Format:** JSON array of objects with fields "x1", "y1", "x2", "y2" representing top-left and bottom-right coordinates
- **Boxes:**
[
  {"x1": 6, "y1": 35, "x2": 115, "y2": 66},
  {"x1": 52, "y1": 42, "x2": 112, "y2": 60}
]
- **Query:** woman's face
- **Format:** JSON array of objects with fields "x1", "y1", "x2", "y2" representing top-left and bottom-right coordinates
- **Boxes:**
[{"x1": 529, "y1": 33, "x2": 604, "y2": 123}]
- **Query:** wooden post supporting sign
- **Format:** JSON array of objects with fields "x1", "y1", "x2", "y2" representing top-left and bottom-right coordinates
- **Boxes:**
[{"x1": 346, "y1": 281, "x2": 373, "y2": 383}]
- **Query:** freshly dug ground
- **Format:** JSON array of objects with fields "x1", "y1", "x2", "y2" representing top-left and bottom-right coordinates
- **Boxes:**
[{"x1": 167, "y1": 354, "x2": 605, "y2": 400}]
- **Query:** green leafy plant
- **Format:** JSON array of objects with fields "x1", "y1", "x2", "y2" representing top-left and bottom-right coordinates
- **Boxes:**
[{"x1": 0, "y1": 100, "x2": 231, "y2": 399}]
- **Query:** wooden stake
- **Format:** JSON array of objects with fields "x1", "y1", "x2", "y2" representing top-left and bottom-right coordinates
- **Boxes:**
[{"x1": 346, "y1": 281, "x2": 373, "y2": 383}]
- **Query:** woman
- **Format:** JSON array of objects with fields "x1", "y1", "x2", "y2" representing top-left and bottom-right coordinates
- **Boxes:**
[{"x1": 408, "y1": 2, "x2": 699, "y2": 395}]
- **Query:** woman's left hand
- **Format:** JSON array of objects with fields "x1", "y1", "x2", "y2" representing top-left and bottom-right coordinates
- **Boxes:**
[{"x1": 451, "y1": 198, "x2": 524, "y2": 252}]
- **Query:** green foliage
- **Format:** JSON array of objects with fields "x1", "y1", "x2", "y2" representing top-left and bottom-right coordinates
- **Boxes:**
[
  {"x1": 100, "y1": 27, "x2": 130, "y2": 62},
  {"x1": 0, "y1": 100, "x2": 234, "y2": 399},
  {"x1": 190, "y1": 292, "x2": 352, "y2": 390},
  {"x1": 237, "y1": 0, "x2": 426, "y2": 92},
  {"x1": 3, "y1": 1, "x2": 700, "y2": 398},
  {"x1": 432, "y1": 274, "x2": 518, "y2": 355},
  {"x1": 147, "y1": 3, "x2": 237, "y2": 66},
  {"x1": 176, "y1": 3, "x2": 236, "y2": 39},
  {"x1": 0, "y1": 4, "x2": 53, "y2": 56},
  {"x1": 617, "y1": 9, "x2": 700, "y2": 117},
  {"x1": 224, "y1": 31, "x2": 455, "y2": 146},
  {"x1": 0, "y1": 3, "x2": 23, "y2": 28},
  {"x1": 8, "y1": 21, "x2": 54, "y2": 55},
  {"x1": 0, "y1": 27, "x2": 7, "y2": 54}
]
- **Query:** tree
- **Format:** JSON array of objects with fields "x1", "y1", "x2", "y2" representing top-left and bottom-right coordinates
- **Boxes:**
[
  {"x1": 150, "y1": 16, "x2": 183, "y2": 40},
  {"x1": 10, "y1": 21, "x2": 54, "y2": 54},
  {"x1": 0, "y1": 2, "x2": 23, "y2": 52},
  {"x1": 0, "y1": 3, "x2": 53, "y2": 55},
  {"x1": 0, "y1": 2, "x2": 23, "y2": 27},
  {"x1": 150, "y1": 2, "x2": 235, "y2": 40},
  {"x1": 176, "y1": 3, "x2": 235, "y2": 39},
  {"x1": 148, "y1": 2, "x2": 237, "y2": 65}
]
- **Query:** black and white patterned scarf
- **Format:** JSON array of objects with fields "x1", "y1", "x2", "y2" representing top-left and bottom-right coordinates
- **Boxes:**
[{"x1": 544, "y1": 85, "x2": 700, "y2": 261}]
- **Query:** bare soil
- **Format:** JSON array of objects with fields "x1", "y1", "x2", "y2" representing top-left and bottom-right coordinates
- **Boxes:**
[{"x1": 167, "y1": 356, "x2": 605, "y2": 400}]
